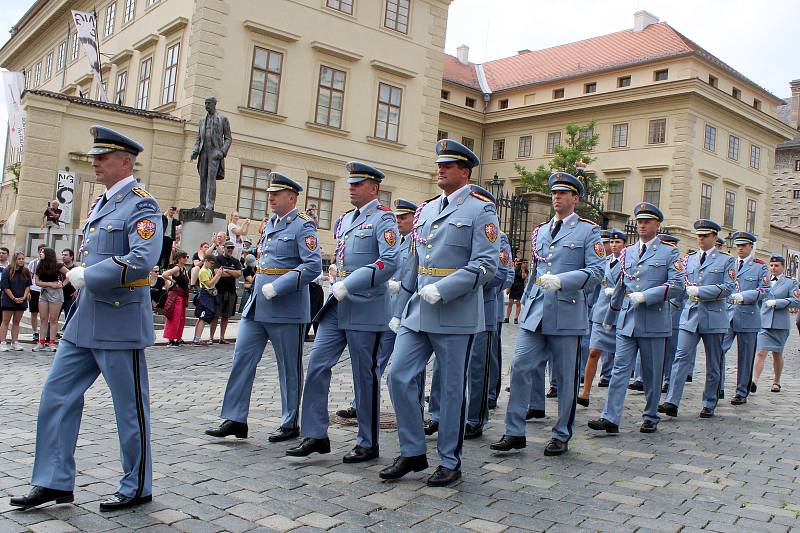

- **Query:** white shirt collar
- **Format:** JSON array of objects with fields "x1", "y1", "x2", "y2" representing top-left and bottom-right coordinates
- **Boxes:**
[
  {"x1": 442, "y1": 184, "x2": 471, "y2": 205},
  {"x1": 551, "y1": 212, "x2": 578, "y2": 225},
  {"x1": 104, "y1": 176, "x2": 136, "y2": 199},
  {"x1": 637, "y1": 236, "x2": 658, "y2": 250}
]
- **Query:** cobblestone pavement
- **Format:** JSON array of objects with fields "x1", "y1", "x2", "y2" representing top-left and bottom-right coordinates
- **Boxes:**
[{"x1": 0, "y1": 323, "x2": 798, "y2": 532}]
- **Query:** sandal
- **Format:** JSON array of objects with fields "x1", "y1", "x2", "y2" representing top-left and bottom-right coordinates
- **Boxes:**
[
  {"x1": 771, "y1": 383, "x2": 781, "y2": 393},
  {"x1": 193, "y1": 340, "x2": 211, "y2": 346}
]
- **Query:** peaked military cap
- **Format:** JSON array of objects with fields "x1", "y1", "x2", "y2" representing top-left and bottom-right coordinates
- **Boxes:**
[
  {"x1": 87, "y1": 125, "x2": 144, "y2": 156},
  {"x1": 345, "y1": 161, "x2": 385, "y2": 184},
  {"x1": 658, "y1": 233, "x2": 680, "y2": 244},
  {"x1": 633, "y1": 202, "x2": 663, "y2": 222},
  {"x1": 694, "y1": 219, "x2": 721, "y2": 235},
  {"x1": 266, "y1": 172, "x2": 303, "y2": 193},
  {"x1": 393, "y1": 199, "x2": 418, "y2": 216},
  {"x1": 716, "y1": 237, "x2": 725, "y2": 246},
  {"x1": 435, "y1": 139, "x2": 480, "y2": 168},
  {"x1": 600, "y1": 229, "x2": 611, "y2": 242},
  {"x1": 732, "y1": 231, "x2": 757, "y2": 245},
  {"x1": 769, "y1": 253, "x2": 785, "y2": 263},
  {"x1": 548, "y1": 172, "x2": 585, "y2": 196},
  {"x1": 609, "y1": 228, "x2": 627, "y2": 242}
]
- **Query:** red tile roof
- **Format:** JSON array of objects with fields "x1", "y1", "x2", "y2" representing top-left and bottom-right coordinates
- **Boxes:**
[{"x1": 442, "y1": 53, "x2": 480, "y2": 90}]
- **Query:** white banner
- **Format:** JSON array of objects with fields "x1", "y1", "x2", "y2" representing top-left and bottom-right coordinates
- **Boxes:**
[
  {"x1": 71, "y1": 10, "x2": 108, "y2": 102},
  {"x1": 787, "y1": 249, "x2": 800, "y2": 281},
  {"x1": 56, "y1": 170, "x2": 77, "y2": 226},
  {"x1": 1, "y1": 70, "x2": 25, "y2": 150}
]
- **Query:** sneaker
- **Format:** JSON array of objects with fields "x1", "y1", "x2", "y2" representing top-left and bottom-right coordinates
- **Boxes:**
[
  {"x1": 50, "y1": 343, "x2": 57, "y2": 352},
  {"x1": 32, "y1": 333, "x2": 39, "y2": 342},
  {"x1": 32, "y1": 343, "x2": 47, "y2": 352},
  {"x1": 0, "y1": 345, "x2": 9, "y2": 352},
  {"x1": 12, "y1": 343, "x2": 23, "y2": 351}
]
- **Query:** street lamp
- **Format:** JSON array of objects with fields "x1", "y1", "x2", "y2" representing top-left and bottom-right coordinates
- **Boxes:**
[{"x1": 488, "y1": 172, "x2": 504, "y2": 199}]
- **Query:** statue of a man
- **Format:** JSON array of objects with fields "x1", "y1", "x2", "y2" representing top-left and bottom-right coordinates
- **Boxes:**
[{"x1": 190, "y1": 96, "x2": 232, "y2": 211}]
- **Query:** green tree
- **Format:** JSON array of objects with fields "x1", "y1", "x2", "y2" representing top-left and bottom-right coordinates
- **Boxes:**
[
  {"x1": 515, "y1": 120, "x2": 608, "y2": 221},
  {"x1": 5, "y1": 162, "x2": 20, "y2": 193}
]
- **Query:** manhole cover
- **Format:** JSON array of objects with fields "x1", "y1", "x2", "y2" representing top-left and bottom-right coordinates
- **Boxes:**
[{"x1": 331, "y1": 411, "x2": 397, "y2": 429}]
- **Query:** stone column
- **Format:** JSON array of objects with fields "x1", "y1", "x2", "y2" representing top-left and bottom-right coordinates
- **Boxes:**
[{"x1": 604, "y1": 210, "x2": 629, "y2": 231}]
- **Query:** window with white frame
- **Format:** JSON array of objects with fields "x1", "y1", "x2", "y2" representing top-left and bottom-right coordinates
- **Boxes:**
[
  {"x1": 700, "y1": 183, "x2": 712, "y2": 219},
  {"x1": 70, "y1": 33, "x2": 79, "y2": 60},
  {"x1": 326, "y1": 0, "x2": 353, "y2": 14},
  {"x1": 546, "y1": 131, "x2": 561, "y2": 154},
  {"x1": 728, "y1": 135, "x2": 739, "y2": 161},
  {"x1": 124, "y1": 0, "x2": 135, "y2": 23},
  {"x1": 33, "y1": 62, "x2": 41, "y2": 87},
  {"x1": 518, "y1": 135, "x2": 532, "y2": 157},
  {"x1": 315, "y1": 66, "x2": 346, "y2": 129},
  {"x1": 57, "y1": 41, "x2": 66, "y2": 70},
  {"x1": 136, "y1": 57, "x2": 152, "y2": 109},
  {"x1": 306, "y1": 177, "x2": 335, "y2": 229},
  {"x1": 750, "y1": 145, "x2": 761, "y2": 169},
  {"x1": 248, "y1": 46, "x2": 282, "y2": 113},
  {"x1": 104, "y1": 2, "x2": 116, "y2": 37},
  {"x1": 611, "y1": 123, "x2": 628, "y2": 148},
  {"x1": 374, "y1": 82, "x2": 402, "y2": 142},
  {"x1": 384, "y1": 0, "x2": 410, "y2": 34},
  {"x1": 115, "y1": 70, "x2": 127, "y2": 105},
  {"x1": 162, "y1": 42, "x2": 180, "y2": 104},
  {"x1": 44, "y1": 52, "x2": 53, "y2": 81},
  {"x1": 746, "y1": 199, "x2": 756, "y2": 232}
]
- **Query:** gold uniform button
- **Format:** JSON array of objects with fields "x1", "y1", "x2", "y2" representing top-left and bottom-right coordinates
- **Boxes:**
[
  {"x1": 89, "y1": 228, "x2": 96, "y2": 232},
  {"x1": 425, "y1": 255, "x2": 430, "y2": 260},
  {"x1": 433, "y1": 225, "x2": 439, "y2": 229},
  {"x1": 636, "y1": 278, "x2": 640, "y2": 281},
  {"x1": 107, "y1": 225, "x2": 113, "y2": 230},
  {"x1": 550, "y1": 245, "x2": 555, "y2": 249},
  {"x1": 636, "y1": 285, "x2": 640, "y2": 289},
  {"x1": 81, "y1": 263, "x2": 86, "y2": 267},
  {"x1": 114, "y1": 301, "x2": 120, "y2": 307},
  {"x1": 456, "y1": 223, "x2": 462, "y2": 227},
  {"x1": 267, "y1": 238, "x2": 272, "y2": 242},
  {"x1": 427, "y1": 244, "x2": 432, "y2": 249},
  {"x1": 83, "y1": 251, "x2": 89, "y2": 256},
  {"x1": 547, "y1": 262, "x2": 552, "y2": 266}
]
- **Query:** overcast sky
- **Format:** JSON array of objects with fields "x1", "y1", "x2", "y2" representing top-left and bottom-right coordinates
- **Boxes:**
[{"x1": 1, "y1": 0, "x2": 798, "y2": 167}]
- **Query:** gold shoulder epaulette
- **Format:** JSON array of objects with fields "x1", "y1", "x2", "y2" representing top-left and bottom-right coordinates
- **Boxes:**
[
  {"x1": 579, "y1": 217, "x2": 599, "y2": 226},
  {"x1": 662, "y1": 241, "x2": 677, "y2": 248},
  {"x1": 131, "y1": 187, "x2": 151, "y2": 198},
  {"x1": 425, "y1": 195, "x2": 440, "y2": 203},
  {"x1": 297, "y1": 212, "x2": 313, "y2": 221},
  {"x1": 470, "y1": 191, "x2": 492, "y2": 202}
]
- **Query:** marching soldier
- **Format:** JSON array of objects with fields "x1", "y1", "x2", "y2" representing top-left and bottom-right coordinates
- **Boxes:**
[
  {"x1": 381, "y1": 139, "x2": 499, "y2": 486},
  {"x1": 287, "y1": 163, "x2": 398, "y2": 463},
  {"x1": 721, "y1": 232, "x2": 768, "y2": 405},
  {"x1": 11, "y1": 126, "x2": 162, "y2": 511},
  {"x1": 487, "y1": 232, "x2": 516, "y2": 409},
  {"x1": 658, "y1": 233, "x2": 686, "y2": 393},
  {"x1": 491, "y1": 172, "x2": 604, "y2": 457},
  {"x1": 587, "y1": 204, "x2": 683, "y2": 434},
  {"x1": 205, "y1": 174, "x2": 321, "y2": 443},
  {"x1": 660, "y1": 219, "x2": 736, "y2": 418}
]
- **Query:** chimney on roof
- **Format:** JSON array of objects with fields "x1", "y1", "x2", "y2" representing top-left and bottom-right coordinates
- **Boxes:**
[
  {"x1": 633, "y1": 10, "x2": 659, "y2": 32},
  {"x1": 517, "y1": 49, "x2": 531, "y2": 55},
  {"x1": 456, "y1": 44, "x2": 470, "y2": 65},
  {"x1": 790, "y1": 79, "x2": 800, "y2": 130}
]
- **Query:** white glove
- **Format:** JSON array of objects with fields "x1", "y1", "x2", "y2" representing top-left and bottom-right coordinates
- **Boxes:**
[
  {"x1": 261, "y1": 283, "x2": 277, "y2": 300},
  {"x1": 730, "y1": 293, "x2": 744, "y2": 304},
  {"x1": 66, "y1": 266, "x2": 86, "y2": 289},
  {"x1": 388, "y1": 279, "x2": 401, "y2": 294},
  {"x1": 539, "y1": 273, "x2": 561, "y2": 291},
  {"x1": 419, "y1": 284, "x2": 442, "y2": 304},
  {"x1": 766, "y1": 299, "x2": 776, "y2": 308},
  {"x1": 686, "y1": 286, "x2": 700, "y2": 297},
  {"x1": 604, "y1": 287, "x2": 614, "y2": 297},
  {"x1": 629, "y1": 292, "x2": 645, "y2": 305},
  {"x1": 388, "y1": 317, "x2": 401, "y2": 333},
  {"x1": 332, "y1": 281, "x2": 348, "y2": 301}
]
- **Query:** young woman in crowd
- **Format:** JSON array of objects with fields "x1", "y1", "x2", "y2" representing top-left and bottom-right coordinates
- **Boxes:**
[
  {"x1": 227, "y1": 211, "x2": 251, "y2": 258},
  {"x1": 0, "y1": 252, "x2": 31, "y2": 351},
  {"x1": 190, "y1": 241, "x2": 211, "y2": 288},
  {"x1": 192, "y1": 255, "x2": 223, "y2": 346},
  {"x1": 162, "y1": 250, "x2": 191, "y2": 347},
  {"x1": 504, "y1": 250, "x2": 528, "y2": 324},
  {"x1": 33, "y1": 248, "x2": 70, "y2": 352}
]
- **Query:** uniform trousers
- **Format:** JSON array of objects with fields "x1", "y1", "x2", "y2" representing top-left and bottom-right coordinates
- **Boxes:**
[
  {"x1": 662, "y1": 327, "x2": 680, "y2": 386},
  {"x1": 300, "y1": 302, "x2": 383, "y2": 450},
  {"x1": 350, "y1": 329, "x2": 396, "y2": 409},
  {"x1": 220, "y1": 318, "x2": 305, "y2": 429},
  {"x1": 506, "y1": 329, "x2": 581, "y2": 442},
  {"x1": 666, "y1": 330, "x2": 724, "y2": 410},
  {"x1": 599, "y1": 352, "x2": 614, "y2": 382},
  {"x1": 722, "y1": 328, "x2": 756, "y2": 397},
  {"x1": 488, "y1": 321, "x2": 503, "y2": 403},
  {"x1": 466, "y1": 330, "x2": 494, "y2": 429},
  {"x1": 31, "y1": 339, "x2": 151, "y2": 499},
  {"x1": 601, "y1": 335, "x2": 666, "y2": 426},
  {"x1": 427, "y1": 356, "x2": 442, "y2": 422},
  {"x1": 388, "y1": 327, "x2": 473, "y2": 470}
]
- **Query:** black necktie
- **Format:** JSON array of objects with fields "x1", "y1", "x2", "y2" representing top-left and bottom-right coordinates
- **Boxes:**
[
  {"x1": 700, "y1": 252, "x2": 706, "y2": 265},
  {"x1": 772, "y1": 276, "x2": 777, "y2": 281},
  {"x1": 610, "y1": 259, "x2": 618, "y2": 268},
  {"x1": 441, "y1": 197, "x2": 449, "y2": 213},
  {"x1": 640, "y1": 244, "x2": 646, "y2": 256},
  {"x1": 550, "y1": 219, "x2": 562, "y2": 238},
  {"x1": 738, "y1": 259, "x2": 744, "y2": 271},
  {"x1": 353, "y1": 209, "x2": 361, "y2": 221}
]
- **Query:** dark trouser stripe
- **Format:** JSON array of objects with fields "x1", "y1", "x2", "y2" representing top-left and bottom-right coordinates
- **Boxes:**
[
  {"x1": 565, "y1": 338, "x2": 581, "y2": 440},
  {"x1": 369, "y1": 332, "x2": 382, "y2": 448},
  {"x1": 454, "y1": 334, "x2": 475, "y2": 470},
  {"x1": 495, "y1": 324, "x2": 503, "y2": 398},
  {"x1": 131, "y1": 350, "x2": 147, "y2": 499},
  {"x1": 477, "y1": 332, "x2": 493, "y2": 426},
  {"x1": 294, "y1": 324, "x2": 305, "y2": 429}
]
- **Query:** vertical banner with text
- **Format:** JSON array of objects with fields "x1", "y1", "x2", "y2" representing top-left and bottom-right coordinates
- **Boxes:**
[
  {"x1": 787, "y1": 249, "x2": 800, "y2": 281},
  {"x1": 1, "y1": 70, "x2": 25, "y2": 150},
  {"x1": 70, "y1": 10, "x2": 108, "y2": 102},
  {"x1": 56, "y1": 170, "x2": 77, "y2": 226}
]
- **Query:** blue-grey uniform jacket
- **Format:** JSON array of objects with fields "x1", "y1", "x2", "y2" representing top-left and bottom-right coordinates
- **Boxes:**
[
  {"x1": 496, "y1": 233, "x2": 515, "y2": 323},
  {"x1": 482, "y1": 231, "x2": 512, "y2": 333},
  {"x1": 519, "y1": 213, "x2": 604, "y2": 336},
  {"x1": 726, "y1": 258, "x2": 769, "y2": 332},
  {"x1": 679, "y1": 249, "x2": 736, "y2": 334},
  {"x1": 389, "y1": 233, "x2": 413, "y2": 307},
  {"x1": 604, "y1": 239, "x2": 684, "y2": 337},
  {"x1": 394, "y1": 185, "x2": 500, "y2": 335},
  {"x1": 591, "y1": 255, "x2": 622, "y2": 324},
  {"x1": 64, "y1": 180, "x2": 163, "y2": 349},
  {"x1": 759, "y1": 275, "x2": 800, "y2": 330},
  {"x1": 243, "y1": 208, "x2": 322, "y2": 323},
  {"x1": 317, "y1": 199, "x2": 398, "y2": 332}
]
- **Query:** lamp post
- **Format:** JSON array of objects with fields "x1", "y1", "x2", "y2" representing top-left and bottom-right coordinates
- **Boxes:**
[{"x1": 489, "y1": 172, "x2": 504, "y2": 199}]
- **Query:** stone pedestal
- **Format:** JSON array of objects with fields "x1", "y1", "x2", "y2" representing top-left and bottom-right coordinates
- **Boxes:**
[{"x1": 178, "y1": 208, "x2": 227, "y2": 255}]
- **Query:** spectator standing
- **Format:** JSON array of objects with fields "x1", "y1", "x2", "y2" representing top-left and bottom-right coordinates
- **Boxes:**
[
  {"x1": 212, "y1": 241, "x2": 241, "y2": 343},
  {"x1": 33, "y1": 248, "x2": 70, "y2": 352},
  {"x1": 504, "y1": 251, "x2": 528, "y2": 324},
  {"x1": 0, "y1": 252, "x2": 31, "y2": 351},
  {"x1": 0, "y1": 247, "x2": 10, "y2": 272},
  {"x1": 159, "y1": 207, "x2": 182, "y2": 269},
  {"x1": 207, "y1": 231, "x2": 227, "y2": 258},
  {"x1": 148, "y1": 266, "x2": 166, "y2": 312},
  {"x1": 227, "y1": 212, "x2": 250, "y2": 258},
  {"x1": 41, "y1": 200, "x2": 63, "y2": 229},
  {"x1": 28, "y1": 244, "x2": 46, "y2": 343},
  {"x1": 162, "y1": 250, "x2": 191, "y2": 346},
  {"x1": 238, "y1": 254, "x2": 255, "y2": 314},
  {"x1": 190, "y1": 241, "x2": 211, "y2": 288},
  {"x1": 60, "y1": 249, "x2": 77, "y2": 323},
  {"x1": 193, "y1": 256, "x2": 223, "y2": 345}
]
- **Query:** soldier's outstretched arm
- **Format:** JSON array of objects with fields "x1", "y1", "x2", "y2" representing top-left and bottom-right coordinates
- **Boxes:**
[
  {"x1": 558, "y1": 224, "x2": 604, "y2": 291},
  {"x1": 343, "y1": 211, "x2": 399, "y2": 293},
  {"x1": 741, "y1": 264, "x2": 769, "y2": 304},
  {"x1": 271, "y1": 220, "x2": 322, "y2": 295},
  {"x1": 499, "y1": 234, "x2": 514, "y2": 289},
  {"x1": 696, "y1": 255, "x2": 736, "y2": 300},
  {"x1": 604, "y1": 268, "x2": 625, "y2": 328},
  {"x1": 642, "y1": 246, "x2": 684, "y2": 305}
]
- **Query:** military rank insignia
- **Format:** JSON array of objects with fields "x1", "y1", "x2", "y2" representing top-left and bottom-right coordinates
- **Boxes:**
[
  {"x1": 728, "y1": 268, "x2": 737, "y2": 280},
  {"x1": 764, "y1": 276, "x2": 770, "y2": 284},
  {"x1": 794, "y1": 289, "x2": 800, "y2": 299},
  {"x1": 136, "y1": 219, "x2": 156, "y2": 240},
  {"x1": 594, "y1": 242, "x2": 605, "y2": 257},
  {"x1": 500, "y1": 249, "x2": 511, "y2": 265},
  {"x1": 384, "y1": 229, "x2": 397, "y2": 247},
  {"x1": 674, "y1": 260, "x2": 684, "y2": 272},
  {"x1": 304, "y1": 235, "x2": 318, "y2": 251},
  {"x1": 484, "y1": 223, "x2": 498, "y2": 242}
]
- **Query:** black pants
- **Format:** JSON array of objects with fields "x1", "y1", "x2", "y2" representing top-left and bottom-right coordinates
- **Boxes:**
[
  {"x1": 306, "y1": 283, "x2": 324, "y2": 337},
  {"x1": 159, "y1": 237, "x2": 174, "y2": 269}
]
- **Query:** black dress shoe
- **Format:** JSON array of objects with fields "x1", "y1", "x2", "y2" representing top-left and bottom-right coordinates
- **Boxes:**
[
  {"x1": 544, "y1": 438, "x2": 568, "y2": 456},
  {"x1": 205, "y1": 420, "x2": 248, "y2": 439},
  {"x1": 718, "y1": 390, "x2": 725, "y2": 399},
  {"x1": 686, "y1": 375, "x2": 693, "y2": 383},
  {"x1": 343, "y1": 445, "x2": 379, "y2": 463},
  {"x1": 503, "y1": 318, "x2": 509, "y2": 323},
  {"x1": 588, "y1": 418, "x2": 619, "y2": 434},
  {"x1": 490, "y1": 435, "x2": 526, "y2": 451},
  {"x1": 336, "y1": 406, "x2": 357, "y2": 419},
  {"x1": 423, "y1": 419, "x2": 439, "y2": 436},
  {"x1": 286, "y1": 437, "x2": 331, "y2": 457},
  {"x1": 546, "y1": 387, "x2": 558, "y2": 398},
  {"x1": 597, "y1": 379, "x2": 610, "y2": 388},
  {"x1": 427, "y1": 466, "x2": 461, "y2": 486},
  {"x1": 99, "y1": 492, "x2": 152, "y2": 512},
  {"x1": 488, "y1": 399, "x2": 497, "y2": 410},
  {"x1": 268, "y1": 426, "x2": 299, "y2": 443},
  {"x1": 576, "y1": 396, "x2": 589, "y2": 407},
  {"x1": 731, "y1": 395, "x2": 747, "y2": 405},
  {"x1": 658, "y1": 402, "x2": 678, "y2": 417},
  {"x1": 379, "y1": 455, "x2": 428, "y2": 480},
  {"x1": 463, "y1": 424, "x2": 483, "y2": 440},
  {"x1": 699, "y1": 407, "x2": 715, "y2": 418},
  {"x1": 9, "y1": 486, "x2": 74, "y2": 509},
  {"x1": 640, "y1": 420, "x2": 658, "y2": 433},
  {"x1": 525, "y1": 409, "x2": 545, "y2": 420},
  {"x1": 750, "y1": 382, "x2": 757, "y2": 393},
  {"x1": 628, "y1": 380, "x2": 644, "y2": 391},
  {"x1": 661, "y1": 382, "x2": 669, "y2": 394}
]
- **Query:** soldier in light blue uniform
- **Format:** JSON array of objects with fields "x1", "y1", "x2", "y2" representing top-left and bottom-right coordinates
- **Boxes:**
[
  {"x1": 205, "y1": 174, "x2": 321, "y2": 443},
  {"x1": 661, "y1": 219, "x2": 736, "y2": 418},
  {"x1": 488, "y1": 233, "x2": 516, "y2": 409},
  {"x1": 751, "y1": 255, "x2": 799, "y2": 393},
  {"x1": 491, "y1": 172, "x2": 604, "y2": 457},
  {"x1": 287, "y1": 162, "x2": 398, "y2": 463},
  {"x1": 657, "y1": 234, "x2": 686, "y2": 393},
  {"x1": 721, "y1": 232, "x2": 768, "y2": 405},
  {"x1": 588, "y1": 203, "x2": 683, "y2": 434},
  {"x1": 380, "y1": 140, "x2": 499, "y2": 486},
  {"x1": 11, "y1": 126, "x2": 162, "y2": 511}
]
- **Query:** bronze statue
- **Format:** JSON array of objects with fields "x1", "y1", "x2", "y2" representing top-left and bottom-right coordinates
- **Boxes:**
[{"x1": 190, "y1": 96, "x2": 232, "y2": 211}]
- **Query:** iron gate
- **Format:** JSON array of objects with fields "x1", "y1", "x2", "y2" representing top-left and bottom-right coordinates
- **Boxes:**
[{"x1": 495, "y1": 190, "x2": 529, "y2": 257}]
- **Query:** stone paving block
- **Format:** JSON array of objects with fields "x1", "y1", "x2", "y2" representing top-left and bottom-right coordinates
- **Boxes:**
[
  {"x1": 461, "y1": 518, "x2": 507, "y2": 533},
  {"x1": 149, "y1": 509, "x2": 192, "y2": 524},
  {"x1": 296, "y1": 512, "x2": 343, "y2": 530},
  {"x1": 256, "y1": 514, "x2": 302, "y2": 532},
  {"x1": 27, "y1": 520, "x2": 78, "y2": 533},
  {"x1": 595, "y1": 491, "x2": 645, "y2": 506},
  {"x1": 170, "y1": 518, "x2": 223, "y2": 533}
]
